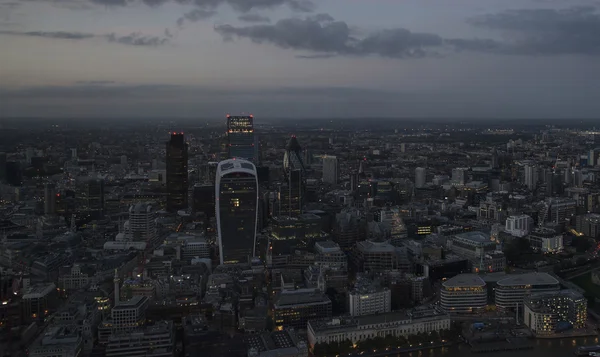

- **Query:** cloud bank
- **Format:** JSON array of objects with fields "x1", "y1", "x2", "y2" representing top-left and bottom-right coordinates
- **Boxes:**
[{"x1": 0, "y1": 29, "x2": 169, "y2": 46}]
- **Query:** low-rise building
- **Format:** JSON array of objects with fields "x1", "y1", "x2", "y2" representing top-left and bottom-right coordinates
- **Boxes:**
[
  {"x1": 440, "y1": 274, "x2": 487, "y2": 314},
  {"x1": 524, "y1": 290, "x2": 587, "y2": 336},
  {"x1": 273, "y1": 289, "x2": 332, "y2": 330},
  {"x1": 29, "y1": 325, "x2": 82, "y2": 357},
  {"x1": 526, "y1": 228, "x2": 563, "y2": 253},
  {"x1": 307, "y1": 307, "x2": 450, "y2": 348},
  {"x1": 495, "y1": 273, "x2": 560, "y2": 311},
  {"x1": 105, "y1": 321, "x2": 174, "y2": 357},
  {"x1": 348, "y1": 276, "x2": 391, "y2": 317}
]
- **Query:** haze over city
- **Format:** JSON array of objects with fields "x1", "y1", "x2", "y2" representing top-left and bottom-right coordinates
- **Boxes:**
[{"x1": 2, "y1": 0, "x2": 600, "y2": 118}]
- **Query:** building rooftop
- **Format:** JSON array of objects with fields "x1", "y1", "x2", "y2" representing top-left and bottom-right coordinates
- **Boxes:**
[
  {"x1": 309, "y1": 307, "x2": 447, "y2": 333},
  {"x1": 23, "y1": 283, "x2": 56, "y2": 299},
  {"x1": 454, "y1": 231, "x2": 491, "y2": 243},
  {"x1": 442, "y1": 274, "x2": 486, "y2": 289},
  {"x1": 496, "y1": 272, "x2": 558, "y2": 287},
  {"x1": 314, "y1": 240, "x2": 341, "y2": 254},
  {"x1": 114, "y1": 295, "x2": 148, "y2": 309},
  {"x1": 274, "y1": 289, "x2": 331, "y2": 308},
  {"x1": 356, "y1": 240, "x2": 396, "y2": 253}
]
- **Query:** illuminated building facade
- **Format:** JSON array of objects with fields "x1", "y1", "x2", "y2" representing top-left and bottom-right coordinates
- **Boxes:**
[
  {"x1": 440, "y1": 274, "x2": 487, "y2": 314},
  {"x1": 227, "y1": 115, "x2": 255, "y2": 161},
  {"x1": 348, "y1": 276, "x2": 391, "y2": 316},
  {"x1": 495, "y1": 272, "x2": 560, "y2": 311},
  {"x1": 166, "y1": 133, "x2": 188, "y2": 212},
  {"x1": 216, "y1": 159, "x2": 258, "y2": 265},
  {"x1": 524, "y1": 290, "x2": 587, "y2": 336},
  {"x1": 307, "y1": 308, "x2": 450, "y2": 349},
  {"x1": 273, "y1": 289, "x2": 331, "y2": 330}
]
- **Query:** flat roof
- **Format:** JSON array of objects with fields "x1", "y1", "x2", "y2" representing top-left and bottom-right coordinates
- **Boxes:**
[
  {"x1": 454, "y1": 231, "x2": 491, "y2": 243},
  {"x1": 496, "y1": 272, "x2": 558, "y2": 287},
  {"x1": 442, "y1": 274, "x2": 486, "y2": 288},
  {"x1": 274, "y1": 289, "x2": 331, "y2": 308}
]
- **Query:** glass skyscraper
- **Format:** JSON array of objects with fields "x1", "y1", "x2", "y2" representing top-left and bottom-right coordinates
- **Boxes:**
[
  {"x1": 166, "y1": 132, "x2": 188, "y2": 212},
  {"x1": 227, "y1": 115, "x2": 255, "y2": 161},
  {"x1": 281, "y1": 135, "x2": 305, "y2": 217},
  {"x1": 216, "y1": 159, "x2": 258, "y2": 264}
]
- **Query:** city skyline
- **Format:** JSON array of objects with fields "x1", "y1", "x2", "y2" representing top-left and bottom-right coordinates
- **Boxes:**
[{"x1": 2, "y1": 0, "x2": 600, "y2": 118}]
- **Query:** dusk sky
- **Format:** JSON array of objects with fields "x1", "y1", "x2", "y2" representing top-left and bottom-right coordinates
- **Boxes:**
[{"x1": 1, "y1": 0, "x2": 600, "y2": 119}]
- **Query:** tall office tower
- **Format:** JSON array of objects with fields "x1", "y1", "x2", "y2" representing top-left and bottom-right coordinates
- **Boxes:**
[
  {"x1": 0, "y1": 152, "x2": 6, "y2": 183},
  {"x1": 83, "y1": 177, "x2": 105, "y2": 219},
  {"x1": 192, "y1": 184, "x2": 215, "y2": 218},
  {"x1": 574, "y1": 170, "x2": 584, "y2": 187},
  {"x1": 491, "y1": 147, "x2": 499, "y2": 169},
  {"x1": 216, "y1": 159, "x2": 258, "y2": 265},
  {"x1": 322, "y1": 155, "x2": 339, "y2": 184},
  {"x1": 227, "y1": 115, "x2": 255, "y2": 161},
  {"x1": 166, "y1": 132, "x2": 189, "y2": 212},
  {"x1": 128, "y1": 203, "x2": 158, "y2": 246},
  {"x1": 44, "y1": 183, "x2": 57, "y2": 215},
  {"x1": 5, "y1": 161, "x2": 21, "y2": 186},
  {"x1": 524, "y1": 165, "x2": 538, "y2": 190},
  {"x1": 281, "y1": 136, "x2": 305, "y2": 217},
  {"x1": 451, "y1": 168, "x2": 467, "y2": 185},
  {"x1": 415, "y1": 167, "x2": 426, "y2": 188}
]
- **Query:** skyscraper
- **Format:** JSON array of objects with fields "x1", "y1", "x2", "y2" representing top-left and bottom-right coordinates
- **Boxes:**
[
  {"x1": 44, "y1": 182, "x2": 57, "y2": 216},
  {"x1": 166, "y1": 132, "x2": 188, "y2": 212},
  {"x1": 415, "y1": 167, "x2": 426, "y2": 188},
  {"x1": 216, "y1": 159, "x2": 258, "y2": 265},
  {"x1": 524, "y1": 165, "x2": 538, "y2": 190},
  {"x1": 322, "y1": 155, "x2": 339, "y2": 184},
  {"x1": 227, "y1": 115, "x2": 255, "y2": 161},
  {"x1": 281, "y1": 135, "x2": 305, "y2": 217}
]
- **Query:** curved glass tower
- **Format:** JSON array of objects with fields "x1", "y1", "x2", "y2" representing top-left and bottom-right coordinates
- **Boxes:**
[{"x1": 216, "y1": 159, "x2": 258, "y2": 265}]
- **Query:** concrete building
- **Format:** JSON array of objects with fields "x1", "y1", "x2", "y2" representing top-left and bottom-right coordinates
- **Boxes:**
[
  {"x1": 527, "y1": 228, "x2": 563, "y2": 253},
  {"x1": 495, "y1": 273, "x2": 560, "y2": 311},
  {"x1": 307, "y1": 307, "x2": 450, "y2": 348},
  {"x1": 98, "y1": 296, "x2": 150, "y2": 343},
  {"x1": 576, "y1": 213, "x2": 600, "y2": 238},
  {"x1": 524, "y1": 290, "x2": 587, "y2": 336},
  {"x1": 348, "y1": 276, "x2": 391, "y2": 316},
  {"x1": 273, "y1": 289, "x2": 332, "y2": 330},
  {"x1": 246, "y1": 329, "x2": 308, "y2": 357},
  {"x1": 505, "y1": 215, "x2": 533, "y2": 238},
  {"x1": 446, "y1": 231, "x2": 505, "y2": 273},
  {"x1": 322, "y1": 155, "x2": 339, "y2": 184},
  {"x1": 415, "y1": 167, "x2": 426, "y2": 188},
  {"x1": 352, "y1": 240, "x2": 411, "y2": 273},
  {"x1": 440, "y1": 274, "x2": 487, "y2": 314},
  {"x1": 105, "y1": 321, "x2": 175, "y2": 357},
  {"x1": 524, "y1": 165, "x2": 538, "y2": 190},
  {"x1": 29, "y1": 325, "x2": 82, "y2": 357}
]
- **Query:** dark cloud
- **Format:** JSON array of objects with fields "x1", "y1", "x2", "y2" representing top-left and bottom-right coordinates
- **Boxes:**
[
  {"x1": 0, "y1": 83, "x2": 397, "y2": 101},
  {"x1": 177, "y1": 9, "x2": 217, "y2": 27},
  {"x1": 105, "y1": 32, "x2": 168, "y2": 46},
  {"x1": 295, "y1": 54, "x2": 337, "y2": 59},
  {"x1": 90, "y1": 0, "x2": 127, "y2": 6},
  {"x1": 307, "y1": 13, "x2": 334, "y2": 22},
  {"x1": 238, "y1": 13, "x2": 270, "y2": 23},
  {"x1": 60, "y1": 0, "x2": 315, "y2": 12},
  {"x1": 444, "y1": 38, "x2": 504, "y2": 52},
  {"x1": 75, "y1": 80, "x2": 117, "y2": 85},
  {"x1": 468, "y1": 6, "x2": 600, "y2": 55},
  {"x1": 0, "y1": 29, "x2": 168, "y2": 46},
  {"x1": 0, "y1": 30, "x2": 95, "y2": 39},
  {"x1": 214, "y1": 16, "x2": 446, "y2": 58}
]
